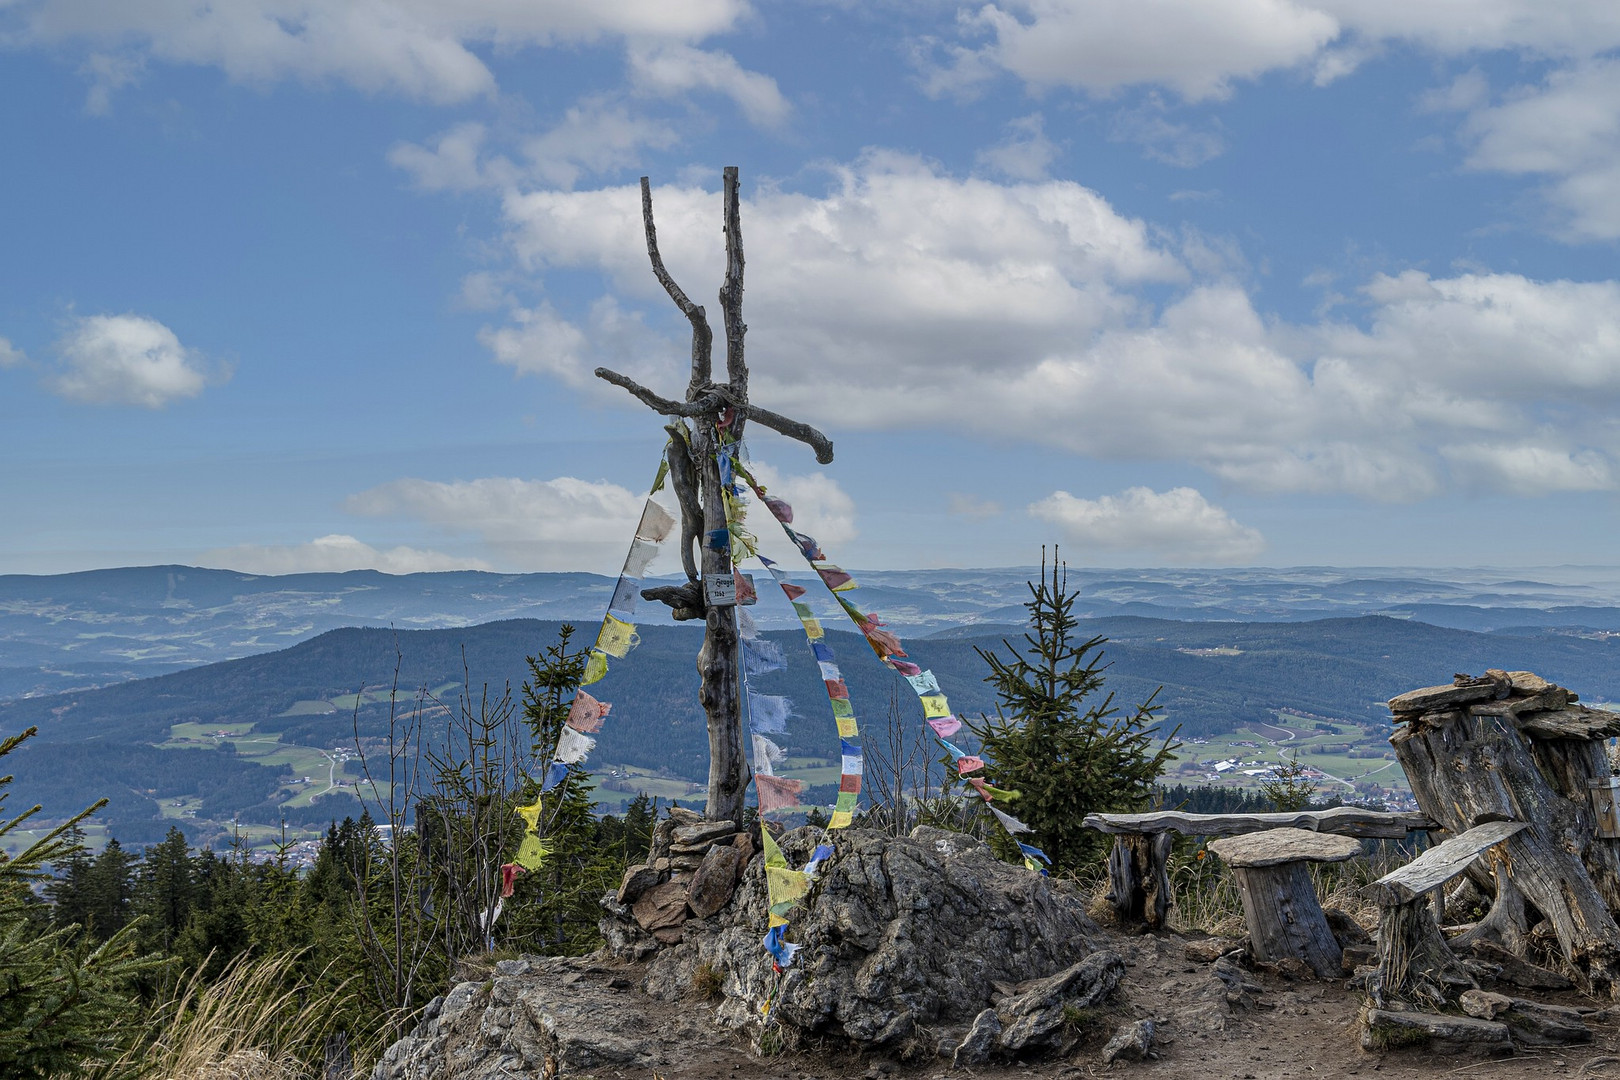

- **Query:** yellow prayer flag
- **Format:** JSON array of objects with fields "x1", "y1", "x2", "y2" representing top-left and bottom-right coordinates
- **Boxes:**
[
  {"x1": 760, "y1": 824, "x2": 787, "y2": 869},
  {"x1": 835, "y1": 716, "x2": 859, "y2": 739},
  {"x1": 828, "y1": 809, "x2": 853, "y2": 829},
  {"x1": 768, "y1": 912, "x2": 790, "y2": 929},
  {"x1": 766, "y1": 865, "x2": 810, "y2": 908},
  {"x1": 596, "y1": 613, "x2": 639, "y2": 658},
  {"x1": 581, "y1": 649, "x2": 608, "y2": 686},
  {"x1": 515, "y1": 799, "x2": 543, "y2": 831},
  {"x1": 515, "y1": 833, "x2": 552, "y2": 871},
  {"x1": 920, "y1": 694, "x2": 951, "y2": 719}
]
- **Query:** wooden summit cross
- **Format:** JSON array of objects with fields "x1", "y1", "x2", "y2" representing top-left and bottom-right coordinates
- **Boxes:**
[{"x1": 594, "y1": 167, "x2": 835, "y2": 827}]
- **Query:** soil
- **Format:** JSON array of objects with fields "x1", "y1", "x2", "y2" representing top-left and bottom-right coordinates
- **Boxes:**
[{"x1": 570, "y1": 927, "x2": 1620, "y2": 1080}]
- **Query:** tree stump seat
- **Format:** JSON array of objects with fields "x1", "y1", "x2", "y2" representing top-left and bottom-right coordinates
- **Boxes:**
[
  {"x1": 1083, "y1": 807, "x2": 1433, "y2": 931},
  {"x1": 1207, "y1": 828, "x2": 1362, "y2": 977},
  {"x1": 1362, "y1": 820, "x2": 1528, "y2": 1006}
]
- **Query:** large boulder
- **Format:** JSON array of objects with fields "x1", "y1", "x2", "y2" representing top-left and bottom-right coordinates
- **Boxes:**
[{"x1": 630, "y1": 825, "x2": 1104, "y2": 1050}]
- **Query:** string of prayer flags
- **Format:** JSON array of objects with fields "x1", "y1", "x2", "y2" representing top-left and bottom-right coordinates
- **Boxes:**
[
  {"x1": 567, "y1": 690, "x2": 611, "y2": 733},
  {"x1": 578, "y1": 458, "x2": 675, "y2": 689},
  {"x1": 734, "y1": 451, "x2": 1049, "y2": 875}
]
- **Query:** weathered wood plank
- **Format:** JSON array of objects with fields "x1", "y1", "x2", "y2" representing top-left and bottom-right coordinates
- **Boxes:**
[
  {"x1": 1366, "y1": 821, "x2": 1527, "y2": 907},
  {"x1": 1082, "y1": 805, "x2": 1434, "y2": 838}
]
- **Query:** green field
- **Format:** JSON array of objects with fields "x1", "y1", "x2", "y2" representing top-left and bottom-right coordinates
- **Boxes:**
[{"x1": 1170, "y1": 710, "x2": 1408, "y2": 798}]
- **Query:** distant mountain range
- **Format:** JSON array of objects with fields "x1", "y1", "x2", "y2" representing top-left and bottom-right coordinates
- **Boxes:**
[
  {"x1": 7, "y1": 563, "x2": 1620, "y2": 702},
  {"x1": 4, "y1": 603, "x2": 1619, "y2": 847}
]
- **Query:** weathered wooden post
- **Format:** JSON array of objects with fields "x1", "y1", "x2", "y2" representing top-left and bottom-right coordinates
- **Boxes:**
[{"x1": 595, "y1": 168, "x2": 834, "y2": 826}]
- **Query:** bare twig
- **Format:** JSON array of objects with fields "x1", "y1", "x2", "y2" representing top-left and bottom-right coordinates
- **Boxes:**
[
  {"x1": 640, "y1": 176, "x2": 713, "y2": 396},
  {"x1": 594, "y1": 367, "x2": 723, "y2": 416}
]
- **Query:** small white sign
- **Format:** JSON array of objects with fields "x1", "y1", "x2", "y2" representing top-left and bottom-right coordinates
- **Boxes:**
[{"x1": 705, "y1": 574, "x2": 738, "y2": 607}]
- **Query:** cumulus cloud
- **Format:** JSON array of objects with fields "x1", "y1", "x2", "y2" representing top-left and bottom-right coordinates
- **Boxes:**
[
  {"x1": 49, "y1": 314, "x2": 222, "y2": 407},
  {"x1": 12, "y1": 0, "x2": 751, "y2": 104},
  {"x1": 746, "y1": 462, "x2": 858, "y2": 547},
  {"x1": 345, "y1": 475, "x2": 651, "y2": 571},
  {"x1": 1029, "y1": 486, "x2": 1265, "y2": 564},
  {"x1": 931, "y1": 0, "x2": 1620, "y2": 102},
  {"x1": 0, "y1": 337, "x2": 24, "y2": 367},
  {"x1": 485, "y1": 157, "x2": 1620, "y2": 501},
  {"x1": 1460, "y1": 58, "x2": 1620, "y2": 240},
  {"x1": 200, "y1": 534, "x2": 488, "y2": 575},
  {"x1": 626, "y1": 42, "x2": 789, "y2": 127}
]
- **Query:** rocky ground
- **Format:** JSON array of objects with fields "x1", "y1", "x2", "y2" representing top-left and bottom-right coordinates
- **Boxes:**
[{"x1": 373, "y1": 926, "x2": 1620, "y2": 1080}]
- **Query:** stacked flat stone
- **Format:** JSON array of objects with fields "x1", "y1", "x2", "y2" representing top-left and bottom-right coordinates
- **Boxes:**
[
  {"x1": 1388, "y1": 669, "x2": 1620, "y2": 741},
  {"x1": 611, "y1": 807, "x2": 755, "y2": 948}
]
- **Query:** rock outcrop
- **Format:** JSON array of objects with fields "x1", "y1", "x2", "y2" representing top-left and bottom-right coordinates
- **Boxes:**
[
  {"x1": 626, "y1": 825, "x2": 1109, "y2": 1055},
  {"x1": 374, "y1": 822, "x2": 1120, "y2": 1078}
]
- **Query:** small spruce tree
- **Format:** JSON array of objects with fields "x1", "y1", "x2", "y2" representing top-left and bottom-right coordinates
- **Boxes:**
[
  {"x1": 0, "y1": 727, "x2": 164, "y2": 1078},
  {"x1": 966, "y1": 551, "x2": 1179, "y2": 873}
]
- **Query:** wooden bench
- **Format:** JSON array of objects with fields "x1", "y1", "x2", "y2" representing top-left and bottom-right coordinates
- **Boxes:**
[
  {"x1": 1083, "y1": 807, "x2": 1435, "y2": 930},
  {"x1": 1362, "y1": 819, "x2": 1528, "y2": 1006},
  {"x1": 1207, "y1": 828, "x2": 1362, "y2": 977}
]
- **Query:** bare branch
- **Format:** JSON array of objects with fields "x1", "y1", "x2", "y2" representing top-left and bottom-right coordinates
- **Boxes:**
[
  {"x1": 641, "y1": 176, "x2": 713, "y2": 397},
  {"x1": 594, "y1": 366, "x2": 723, "y2": 416},
  {"x1": 712, "y1": 387, "x2": 835, "y2": 463},
  {"x1": 719, "y1": 166, "x2": 748, "y2": 399}
]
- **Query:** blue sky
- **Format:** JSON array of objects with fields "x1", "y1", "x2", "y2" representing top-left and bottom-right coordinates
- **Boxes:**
[{"x1": 4, "y1": 1, "x2": 1620, "y2": 575}]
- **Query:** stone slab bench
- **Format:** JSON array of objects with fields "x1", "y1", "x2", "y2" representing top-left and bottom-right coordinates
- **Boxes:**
[
  {"x1": 1208, "y1": 828, "x2": 1361, "y2": 977},
  {"x1": 1083, "y1": 807, "x2": 1436, "y2": 929},
  {"x1": 1362, "y1": 819, "x2": 1528, "y2": 1006}
]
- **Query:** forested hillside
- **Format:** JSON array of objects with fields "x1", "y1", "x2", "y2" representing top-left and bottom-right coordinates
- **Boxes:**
[{"x1": 4, "y1": 613, "x2": 1618, "y2": 846}]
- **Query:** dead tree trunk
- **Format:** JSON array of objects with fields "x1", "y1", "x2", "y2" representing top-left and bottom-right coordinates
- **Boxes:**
[
  {"x1": 1388, "y1": 674, "x2": 1620, "y2": 997},
  {"x1": 595, "y1": 168, "x2": 833, "y2": 826}
]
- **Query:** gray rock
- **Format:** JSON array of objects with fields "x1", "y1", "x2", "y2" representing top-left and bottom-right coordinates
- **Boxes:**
[
  {"x1": 952, "y1": 1008, "x2": 1002, "y2": 1068},
  {"x1": 671, "y1": 820, "x2": 737, "y2": 850},
  {"x1": 631, "y1": 879, "x2": 688, "y2": 932},
  {"x1": 371, "y1": 957, "x2": 702, "y2": 1080},
  {"x1": 618, "y1": 863, "x2": 661, "y2": 905},
  {"x1": 632, "y1": 826, "x2": 1105, "y2": 1051},
  {"x1": 1102, "y1": 1019, "x2": 1155, "y2": 1064},
  {"x1": 686, "y1": 842, "x2": 747, "y2": 918},
  {"x1": 997, "y1": 951, "x2": 1125, "y2": 1051}
]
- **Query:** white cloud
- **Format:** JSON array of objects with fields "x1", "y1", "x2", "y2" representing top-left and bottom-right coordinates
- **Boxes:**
[
  {"x1": 0, "y1": 337, "x2": 24, "y2": 367},
  {"x1": 480, "y1": 295, "x2": 672, "y2": 390},
  {"x1": 626, "y1": 42, "x2": 789, "y2": 127},
  {"x1": 746, "y1": 462, "x2": 858, "y2": 546},
  {"x1": 49, "y1": 313, "x2": 222, "y2": 407},
  {"x1": 1029, "y1": 486, "x2": 1266, "y2": 564},
  {"x1": 1460, "y1": 58, "x2": 1620, "y2": 240},
  {"x1": 975, "y1": 113, "x2": 1059, "y2": 181},
  {"x1": 345, "y1": 474, "x2": 651, "y2": 571},
  {"x1": 487, "y1": 158, "x2": 1620, "y2": 501},
  {"x1": 949, "y1": 0, "x2": 1339, "y2": 101},
  {"x1": 200, "y1": 534, "x2": 487, "y2": 575},
  {"x1": 12, "y1": 0, "x2": 750, "y2": 104},
  {"x1": 389, "y1": 121, "x2": 498, "y2": 192},
  {"x1": 1441, "y1": 443, "x2": 1615, "y2": 495},
  {"x1": 931, "y1": 0, "x2": 1620, "y2": 103}
]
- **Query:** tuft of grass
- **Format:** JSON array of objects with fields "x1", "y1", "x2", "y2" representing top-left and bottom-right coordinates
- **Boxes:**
[
  {"x1": 691, "y1": 961, "x2": 724, "y2": 1001},
  {"x1": 1363, "y1": 1018, "x2": 1430, "y2": 1052},
  {"x1": 89, "y1": 951, "x2": 362, "y2": 1080}
]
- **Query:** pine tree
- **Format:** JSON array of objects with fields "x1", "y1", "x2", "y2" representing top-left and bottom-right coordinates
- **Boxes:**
[
  {"x1": 0, "y1": 727, "x2": 163, "y2": 1078},
  {"x1": 133, "y1": 826, "x2": 195, "y2": 953},
  {"x1": 967, "y1": 552, "x2": 1179, "y2": 873}
]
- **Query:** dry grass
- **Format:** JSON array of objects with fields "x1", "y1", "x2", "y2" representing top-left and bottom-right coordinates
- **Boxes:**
[
  {"x1": 94, "y1": 951, "x2": 354, "y2": 1080},
  {"x1": 1163, "y1": 842, "x2": 1411, "y2": 938}
]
